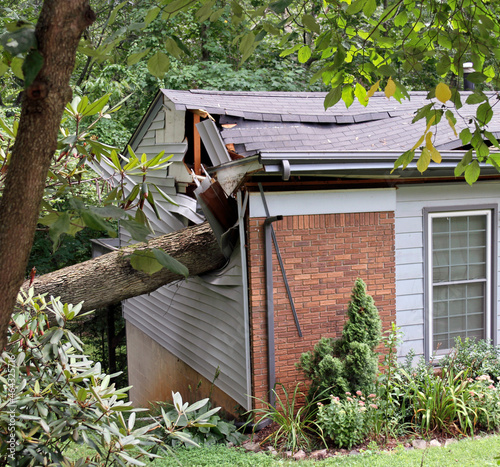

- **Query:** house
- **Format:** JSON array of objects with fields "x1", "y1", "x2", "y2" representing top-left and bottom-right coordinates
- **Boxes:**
[{"x1": 107, "y1": 89, "x2": 500, "y2": 417}]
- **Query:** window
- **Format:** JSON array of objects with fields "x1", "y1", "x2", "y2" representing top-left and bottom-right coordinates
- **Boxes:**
[{"x1": 427, "y1": 209, "x2": 494, "y2": 358}]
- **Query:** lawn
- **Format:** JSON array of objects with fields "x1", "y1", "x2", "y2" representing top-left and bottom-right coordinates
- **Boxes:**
[{"x1": 147, "y1": 434, "x2": 500, "y2": 466}]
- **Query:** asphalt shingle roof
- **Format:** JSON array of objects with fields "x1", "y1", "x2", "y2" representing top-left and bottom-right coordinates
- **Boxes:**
[{"x1": 160, "y1": 89, "x2": 500, "y2": 156}]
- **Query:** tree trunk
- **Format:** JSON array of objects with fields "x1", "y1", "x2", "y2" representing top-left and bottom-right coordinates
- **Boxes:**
[
  {"x1": 0, "y1": 0, "x2": 96, "y2": 350},
  {"x1": 21, "y1": 222, "x2": 226, "y2": 312}
]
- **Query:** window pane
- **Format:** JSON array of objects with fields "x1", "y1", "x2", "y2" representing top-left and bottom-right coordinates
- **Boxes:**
[
  {"x1": 433, "y1": 233, "x2": 449, "y2": 249},
  {"x1": 431, "y1": 209, "x2": 489, "y2": 355}
]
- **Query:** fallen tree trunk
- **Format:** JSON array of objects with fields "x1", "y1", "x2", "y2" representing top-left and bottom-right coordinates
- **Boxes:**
[{"x1": 22, "y1": 222, "x2": 226, "y2": 312}]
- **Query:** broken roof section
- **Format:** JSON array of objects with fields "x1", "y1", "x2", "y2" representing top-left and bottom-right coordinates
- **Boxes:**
[{"x1": 160, "y1": 89, "x2": 498, "y2": 158}]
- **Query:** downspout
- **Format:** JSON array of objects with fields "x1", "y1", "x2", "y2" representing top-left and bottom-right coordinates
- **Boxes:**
[{"x1": 264, "y1": 215, "x2": 282, "y2": 407}]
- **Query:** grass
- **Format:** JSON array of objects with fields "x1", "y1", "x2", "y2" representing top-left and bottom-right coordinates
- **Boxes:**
[
  {"x1": 65, "y1": 433, "x2": 500, "y2": 466},
  {"x1": 146, "y1": 434, "x2": 500, "y2": 466}
]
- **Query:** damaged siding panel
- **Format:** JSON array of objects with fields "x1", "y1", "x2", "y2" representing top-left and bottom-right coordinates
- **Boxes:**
[
  {"x1": 395, "y1": 182, "x2": 500, "y2": 359},
  {"x1": 122, "y1": 248, "x2": 249, "y2": 409}
]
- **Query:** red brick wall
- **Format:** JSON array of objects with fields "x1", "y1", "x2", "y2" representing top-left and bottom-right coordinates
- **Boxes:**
[{"x1": 246, "y1": 212, "x2": 395, "y2": 406}]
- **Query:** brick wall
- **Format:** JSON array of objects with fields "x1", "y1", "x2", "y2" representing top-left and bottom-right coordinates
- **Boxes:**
[{"x1": 246, "y1": 212, "x2": 395, "y2": 405}]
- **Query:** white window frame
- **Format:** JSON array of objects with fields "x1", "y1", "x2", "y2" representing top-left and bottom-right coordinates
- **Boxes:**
[{"x1": 426, "y1": 209, "x2": 492, "y2": 359}]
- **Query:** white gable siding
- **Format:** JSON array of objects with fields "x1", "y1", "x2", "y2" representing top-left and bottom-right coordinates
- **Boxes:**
[{"x1": 395, "y1": 181, "x2": 500, "y2": 360}]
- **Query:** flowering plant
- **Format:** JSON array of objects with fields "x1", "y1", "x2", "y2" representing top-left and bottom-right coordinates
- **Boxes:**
[{"x1": 317, "y1": 391, "x2": 377, "y2": 449}]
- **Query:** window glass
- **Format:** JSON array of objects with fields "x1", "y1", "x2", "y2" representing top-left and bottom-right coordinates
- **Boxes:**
[{"x1": 430, "y1": 212, "x2": 490, "y2": 354}]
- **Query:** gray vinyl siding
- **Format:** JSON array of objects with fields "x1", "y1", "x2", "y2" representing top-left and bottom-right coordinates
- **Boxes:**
[
  {"x1": 123, "y1": 248, "x2": 249, "y2": 409},
  {"x1": 395, "y1": 181, "x2": 500, "y2": 360}
]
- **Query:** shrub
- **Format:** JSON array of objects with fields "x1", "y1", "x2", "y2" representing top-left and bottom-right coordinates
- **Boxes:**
[
  {"x1": 440, "y1": 337, "x2": 500, "y2": 381},
  {"x1": 297, "y1": 278, "x2": 382, "y2": 399},
  {"x1": 160, "y1": 400, "x2": 246, "y2": 447},
  {"x1": 468, "y1": 375, "x2": 500, "y2": 431},
  {"x1": 0, "y1": 291, "x2": 222, "y2": 465},
  {"x1": 317, "y1": 392, "x2": 376, "y2": 449}
]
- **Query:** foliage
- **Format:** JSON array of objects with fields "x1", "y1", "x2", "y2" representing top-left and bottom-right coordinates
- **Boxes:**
[
  {"x1": 407, "y1": 366, "x2": 483, "y2": 436},
  {"x1": 160, "y1": 400, "x2": 246, "y2": 447},
  {"x1": 249, "y1": 383, "x2": 325, "y2": 453},
  {"x1": 469, "y1": 375, "x2": 500, "y2": 432},
  {"x1": 298, "y1": 278, "x2": 382, "y2": 399},
  {"x1": 317, "y1": 391, "x2": 376, "y2": 449},
  {"x1": 372, "y1": 324, "x2": 413, "y2": 440},
  {"x1": 440, "y1": 337, "x2": 500, "y2": 381},
  {"x1": 0, "y1": 290, "x2": 222, "y2": 465}
]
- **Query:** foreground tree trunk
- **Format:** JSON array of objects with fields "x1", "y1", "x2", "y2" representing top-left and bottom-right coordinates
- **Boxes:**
[
  {"x1": 21, "y1": 222, "x2": 226, "y2": 312},
  {"x1": 0, "y1": 0, "x2": 95, "y2": 350}
]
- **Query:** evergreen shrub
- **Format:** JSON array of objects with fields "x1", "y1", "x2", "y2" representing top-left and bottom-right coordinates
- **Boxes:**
[{"x1": 297, "y1": 278, "x2": 382, "y2": 399}]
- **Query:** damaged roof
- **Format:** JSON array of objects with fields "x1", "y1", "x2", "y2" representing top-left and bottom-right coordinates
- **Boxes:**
[{"x1": 161, "y1": 89, "x2": 500, "y2": 157}]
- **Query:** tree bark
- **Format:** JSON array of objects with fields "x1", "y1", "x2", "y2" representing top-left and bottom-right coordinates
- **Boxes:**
[
  {"x1": 0, "y1": 0, "x2": 96, "y2": 350},
  {"x1": 21, "y1": 222, "x2": 226, "y2": 312}
]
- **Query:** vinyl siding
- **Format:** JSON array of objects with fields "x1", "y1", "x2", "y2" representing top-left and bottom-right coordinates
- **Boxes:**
[
  {"x1": 123, "y1": 247, "x2": 249, "y2": 409},
  {"x1": 395, "y1": 181, "x2": 500, "y2": 360}
]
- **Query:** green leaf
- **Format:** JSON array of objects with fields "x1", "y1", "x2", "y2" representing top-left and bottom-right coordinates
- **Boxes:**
[
  {"x1": 49, "y1": 212, "x2": 70, "y2": 248},
  {"x1": 129, "y1": 250, "x2": 163, "y2": 275},
  {"x1": 394, "y1": 10, "x2": 408, "y2": 27},
  {"x1": 152, "y1": 248, "x2": 189, "y2": 277},
  {"x1": 165, "y1": 38, "x2": 183, "y2": 60},
  {"x1": 302, "y1": 14, "x2": 320, "y2": 34},
  {"x1": 298, "y1": 45, "x2": 311, "y2": 63},
  {"x1": 81, "y1": 94, "x2": 110, "y2": 117},
  {"x1": 459, "y1": 128, "x2": 472, "y2": 145},
  {"x1": 127, "y1": 49, "x2": 150, "y2": 66},
  {"x1": 147, "y1": 52, "x2": 170, "y2": 79},
  {"x1": 196, "y1": 0, "x2": 216, "y2": 22},
  {"x1": 80, "y1": 210, "x2": 115, "y2": 236},
  {"x1": 145, "y1": 6, "x2": 161, "y2": 25},
  {"x1": 108, "y1": 1, "x2": 128, "y2": 25},
  {"x1": 455, "y1": 149, "x2": 473, "y2": 177},
  {"x1": 346, "y1": 0, "x2": 367, "y2": 15},
  {"x1": 464, "y1": 160, "x2": 480, "y2": 185},
  {"x1": 391, "y1": 150, "x2": 415, "y2": 172},
  {"x1": 412, "y1": 103, "x2": 434, "y2": 124},
  {"x1": 11, "y1": 57, "x2": 24, "y2": 79},
  {"x1": 436, "y1": 55, "x2": 451, "y2": 76},
  {"x1": 354, "y1": 82, "x2": 367, "y2": 107},
  {"x1": 324, "y1": 86, "x2": 342, "y2": 109},
  {"x1": 476, "y1": 102, "x2": 493, "y2": 126},
  {"x1": 22, "y1": 49, "x2": 43, "y2": 88},
  {"x1": 484, "y1": 131, "x2": 500, "y2": 149},
  {"x1": 363, "y1": 0, "x2": 377, "y2": 17},
  {"x1": 120, "y1": 219, "x2": 151, "y2": 243},
  {"x1": 465, "y1": 72, "x2": 486, "y2": 84},
  {"x1": 465, "y1": 91, "x2": 487, "y2": 105},
  {"x1": 342, "y1": 85, "x2": 354, "y2": 108},
  {"x1": 269, "y1": 0, "x2": 294, "y2": 14}
]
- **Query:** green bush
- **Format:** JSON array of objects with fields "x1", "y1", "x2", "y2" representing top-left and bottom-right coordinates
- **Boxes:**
[
  {"x1": 440, "y1": 337, "x2": 500, "y2": 381},
  {"x1": 297, "y1": 278, "x2": 382, "y2": 399},
  {"x1": 317, "y1": 392, "x2": 377, "y2": 449},
  {"x1": 0, "y1": 291, "x2": 224, "y2": 465},
  {"x1": 160, "y1": 401, "x2": 246, "y2": 447}
]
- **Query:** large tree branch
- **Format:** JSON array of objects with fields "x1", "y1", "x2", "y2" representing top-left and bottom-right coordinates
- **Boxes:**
[
  {"x1": 0, "y1": 0, "x2": 95, "y2": 350},
  {"x1": 22, "y1": 222, "x2": 226, "y2": 312}
]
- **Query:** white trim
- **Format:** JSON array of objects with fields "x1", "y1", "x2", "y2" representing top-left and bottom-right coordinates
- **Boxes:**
[
  {"x1": 249, "y1": 188, "x2": 396, "y2": 217},
  {"x1": 427, "y1": 209, "x2": 492, "y2": 358}
]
